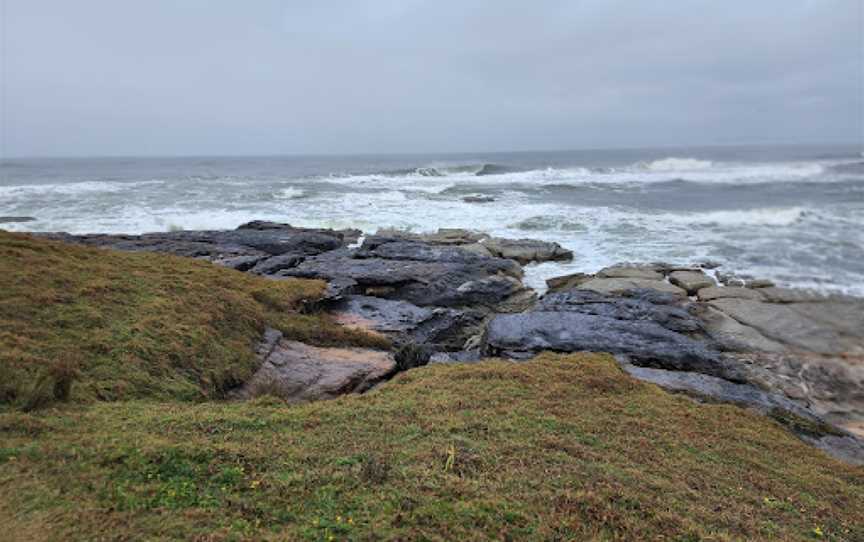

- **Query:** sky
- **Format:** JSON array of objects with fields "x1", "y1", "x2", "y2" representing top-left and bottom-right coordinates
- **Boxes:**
[{"x1": 1, "y1": 0, "x2": 862, "y2": 157}]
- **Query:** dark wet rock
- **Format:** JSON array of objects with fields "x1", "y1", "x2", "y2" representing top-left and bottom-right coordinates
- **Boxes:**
[
  {"x1": 696, "y1": 286, "x2": 764, "y2": 302},
  {"x1": 462, "y1": 195, "x2": 496, "y2": 203},
  {"x1": 330, "y1": 295, "x2": 484, "y2": 350},
  {"x1": 213, "y1": 254, "x2": 268, "y2": 272},
  {"x1": 238, "y1": 220, "x2": 363, "y2": 245},
  {"x1": 0, "y1": 216, "x2": 37, "y2": 224},
  {"x1": 481, "y1": 237, "x2": 573, "y2": 265},
  {"x1": 357, "y1": 238, "x2": 522, "y2": 278},
  {"x1": 249, "y1": 253, "x2": 306, "y2": 275},
  {"x1": 484, "y1": 311, "x2": 734, "y2": 378},
  {"x1": 232, "y1": 332, "x2": 395, "y2": 403},
  {"x1": 39, "y1": 225, "x2": 347, "y2": 262},
  {"x1": 668, "y1": 270, "x2": 716, "y2": 295},
  {"x1": 280, "y1": 246, "x2": 533, "y2": 311},
  {"x1": 537, "y1": 289, "x2": 703, "y2": 334}
]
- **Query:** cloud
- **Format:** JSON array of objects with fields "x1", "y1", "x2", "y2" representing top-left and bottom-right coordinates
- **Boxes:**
[{"x1": 3, "y1": 0, "x2": 861, "y2": 156}]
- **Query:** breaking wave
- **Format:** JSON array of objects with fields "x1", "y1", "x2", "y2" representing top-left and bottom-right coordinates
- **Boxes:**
[
  {"x1": 641, "y1": 157, "x2": 714, "y2": 171},
  {"x1": 273, "y1": 186, "x2": 307, "y2": 200}
]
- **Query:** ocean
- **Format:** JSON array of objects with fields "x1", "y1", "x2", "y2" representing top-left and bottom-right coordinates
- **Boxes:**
[{"x1": 2, "y1": 144, "x2": 863, "y2": 295}]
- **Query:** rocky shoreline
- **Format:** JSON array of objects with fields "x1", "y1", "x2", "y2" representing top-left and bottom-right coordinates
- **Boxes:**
[{"x1": 35, "y1": 221, "x2": 864, "y2": 464}]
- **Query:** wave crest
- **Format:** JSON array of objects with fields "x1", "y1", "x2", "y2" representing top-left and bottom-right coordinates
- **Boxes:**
[{"x1": 642, "y1": 157, "x2": 714, "y2": 172}]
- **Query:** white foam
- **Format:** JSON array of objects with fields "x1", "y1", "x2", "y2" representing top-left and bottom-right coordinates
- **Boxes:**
[
  {"x1": 0, "y1": 179, "x2": 164, "y2": 197},
  {"x1": 643, "y1": 157, "x2": 714, "y2": 171},
  {"x1": 660, "y1": 207, "x2": 807, "y2": 227},
  {"x1": 273, "y1": 187, "x2": 306, "y2": 200}
]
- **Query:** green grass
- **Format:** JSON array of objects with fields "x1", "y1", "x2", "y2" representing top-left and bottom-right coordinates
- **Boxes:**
[
  {"x1": 1, "y1": 354, "x2": 862, "y2": 541},
  {"x1": 0, "y1": 231, "x2": 387, "y2": 406},
  {"x1": 1, "y1": 231, "x2": 862, "y2": 541}
]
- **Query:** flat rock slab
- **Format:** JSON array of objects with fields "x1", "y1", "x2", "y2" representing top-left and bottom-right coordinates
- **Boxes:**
[
  {"x1": 757, "y1": 287, "x2": 830, "y2": 304},
  {"x1": 485, "y1": 311, "x2": 729, "y2": 377},
  {"x1": 708, "y1": 298, "x2": 864, "y2": 355},
  {"x1": 537, "y1": 289, "x2": 703, "y2": 334},
  {"x1": 282, "y1": 240, "x2": 532, "y2": 311},
  {"x1": 697, "y1": 286, "x2": 764, "y2": 302},
  {"x1": 698, "y1": 306, "x2": 786, "y2": 353},
  {"x1": 669, "y1": 270, "x2": 716, "y2": 295},
  {"x1": 577, "y1": 277, "x2": 687, "y2": 297},
  {"x1": 234, "y1": 338, "x2": 395, "y2": 402},
  {"x1": 39, "y1": 226, "x2": 346, "y2": 261}
]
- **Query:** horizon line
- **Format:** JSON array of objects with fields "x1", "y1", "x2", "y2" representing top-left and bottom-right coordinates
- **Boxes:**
[{"x1": 1, "y1": 140, "x2": 861, "y2": 162}]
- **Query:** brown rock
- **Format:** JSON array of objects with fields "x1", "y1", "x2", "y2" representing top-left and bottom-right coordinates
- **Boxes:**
[
  {"x1": 234, "y1": 336, "x2": 395, "y2": 402},
  {"x1": 597, "y1": 266, "x2": 663, "y2": 280},
  {"x1": 669, "y1": 270, "x2": 716, "y2": 295},
  {"x1": 545, "y1": 272, "x2": 593, "y2": 293},
  {"x1": 577, "y1": 277, "x2": 687, "y2": 297},
  {"x1": 696, "y1": 286, "x2": 764, "y2": 302}
]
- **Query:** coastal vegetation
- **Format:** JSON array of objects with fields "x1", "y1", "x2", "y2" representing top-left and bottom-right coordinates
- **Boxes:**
[{"x1": 1, "y1": 232, "x2": 862, "y2": 541}]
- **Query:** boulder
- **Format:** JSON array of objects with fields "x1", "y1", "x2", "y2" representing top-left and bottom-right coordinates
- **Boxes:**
[
  {"x1": 696, "y1": 286, "x2": 764, "y2": 302},
  {"x1": 668, "y1": 270, "x2": 716, "y2": 295},
  {"x1": 232, "y1": 335, "x2": 395, "y2": 402},
  {"x1": 576, "y1": 277, "x2": 687, "y2": 297},
  {"x1": 481, "y1": 237, "x2": 574, "y2": 265}
]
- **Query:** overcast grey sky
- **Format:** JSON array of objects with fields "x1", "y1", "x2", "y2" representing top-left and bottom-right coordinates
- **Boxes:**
[{"x1": 1, "y1": 0, "x2": 862, "y2": 157}]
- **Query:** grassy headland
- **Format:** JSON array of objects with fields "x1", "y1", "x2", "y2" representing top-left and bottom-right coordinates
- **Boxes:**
[{"x1": 0, "y1": 232, "x2": 862, "y2": 541}]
